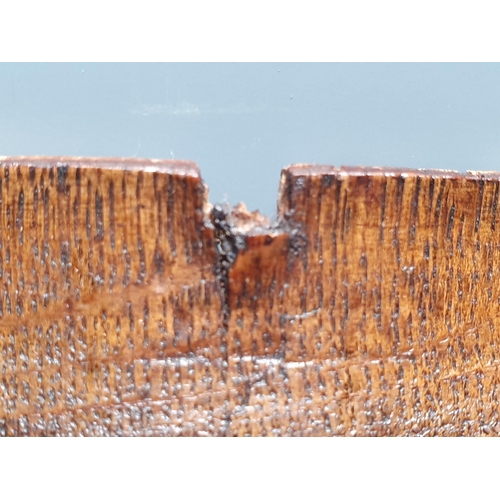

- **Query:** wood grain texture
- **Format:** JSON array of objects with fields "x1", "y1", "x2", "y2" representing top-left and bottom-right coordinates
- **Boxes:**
[
  {"x1": 2, "y1": 157, "x2": 500, "y2": 436},
  {"x1": 0, "y1": 157, "x2": 223, "y2": 436}
]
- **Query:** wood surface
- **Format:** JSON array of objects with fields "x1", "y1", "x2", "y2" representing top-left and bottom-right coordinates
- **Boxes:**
[{"x1": 1, "y1": 156, "x2": 500, "y2": 436}]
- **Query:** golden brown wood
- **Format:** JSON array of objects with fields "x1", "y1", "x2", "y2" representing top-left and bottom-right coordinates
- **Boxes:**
[{"x1": 1, "y1": 157, "x2": 500, "y2": 436}]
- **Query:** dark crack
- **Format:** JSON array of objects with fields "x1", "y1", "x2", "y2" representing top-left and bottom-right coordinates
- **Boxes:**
[{"x1": 212, "y1": 204, "x2": 246, "y2": 329}]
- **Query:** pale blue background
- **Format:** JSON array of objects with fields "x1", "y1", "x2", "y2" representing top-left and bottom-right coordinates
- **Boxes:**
[{"x1": 1, "y1": 63, "x2": 500, "y2": 215}]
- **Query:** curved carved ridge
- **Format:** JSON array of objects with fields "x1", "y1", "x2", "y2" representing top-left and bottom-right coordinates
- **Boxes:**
[{"x1": 1, "y1": 157, "x2": 499, "y2": 436}]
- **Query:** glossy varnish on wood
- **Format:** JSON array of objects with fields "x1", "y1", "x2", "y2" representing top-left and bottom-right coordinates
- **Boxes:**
[{"x1": 1, "y1": 157, "x2": 500, "y2": 436}]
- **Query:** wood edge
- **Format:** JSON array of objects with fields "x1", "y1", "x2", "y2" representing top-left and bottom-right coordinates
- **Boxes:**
[
  {"x1": 0, "y1": 156, "x2": 201, "y2": 178},
  {"x1": 281, "y1": 163, "x2": 500, "y2": 180},
  {"x1": 276, "y1": 163, "x2": 500, "y2": 220}
]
